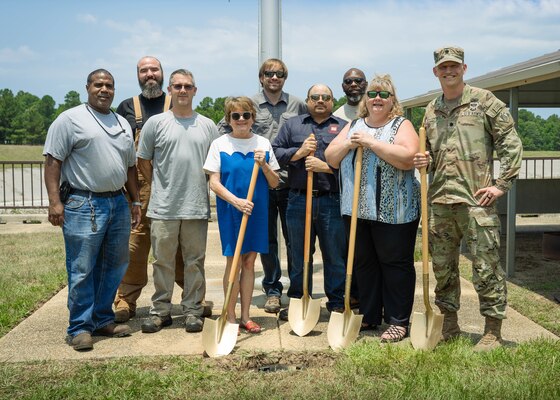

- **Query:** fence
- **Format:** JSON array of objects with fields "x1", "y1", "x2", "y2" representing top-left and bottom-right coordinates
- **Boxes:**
[
  {"x1": 1, "y1": 161, "x2": 47, "y2": 209},
  {"x1": 1, "y1": 158, "x2": 559, "y2": 209}
]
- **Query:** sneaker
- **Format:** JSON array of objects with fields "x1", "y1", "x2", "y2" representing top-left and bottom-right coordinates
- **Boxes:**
[
  {"x1": 185, "y1": 314, "x2": 204, "y2": 333},
  {"x1": 141, "y1": 314, "x2": 172, "y2": 333},
  {"x1": 67, "y1": 332, "x2": 93, "y2": 351},
  {"x1": 264, "y1": 296, "x2": 281, "y2": 313},
  {"x1": 279, "y1": 308, "x2": 289, "y2": 321},
  {"x1": 93, "y1": 322, "x2": 131, "y2": 337},
  {"x1": 114, "y1": 308, "x2": 136, "y2": 323}
]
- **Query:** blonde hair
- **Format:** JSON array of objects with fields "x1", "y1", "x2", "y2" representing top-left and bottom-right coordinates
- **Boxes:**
[
  {"x1": 357, "y1": 74, "x2": 403, "y2": 120},
  {"x1": 224, "y1": 96, "x2": 257, "y2": 124}
]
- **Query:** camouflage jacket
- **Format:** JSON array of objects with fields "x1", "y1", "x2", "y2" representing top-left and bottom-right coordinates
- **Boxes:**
[{"x1": 424, "y1": 84, "x2": 523, "y2": 205}]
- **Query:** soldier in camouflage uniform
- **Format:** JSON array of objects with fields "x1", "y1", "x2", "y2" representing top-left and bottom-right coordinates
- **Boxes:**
[{"x1": 413, "y1": 46, "x2": 523, "y2": 351}]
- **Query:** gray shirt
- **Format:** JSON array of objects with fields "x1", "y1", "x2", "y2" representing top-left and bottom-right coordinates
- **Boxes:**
[
  {"x1": 43, "y1": 104, "x2": 135, "y2": 192},
  {"x1": 137, "y1": 111, "x2": 219, "y2": 219}
]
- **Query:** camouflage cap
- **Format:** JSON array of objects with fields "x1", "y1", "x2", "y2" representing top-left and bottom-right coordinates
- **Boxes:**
[{"x1": 434, "y1": 46, "x2": 464, "y2": 66}]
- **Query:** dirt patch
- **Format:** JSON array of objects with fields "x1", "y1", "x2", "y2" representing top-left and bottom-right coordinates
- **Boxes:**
[{"x1": 203, "y1": 350, "x2": 339, "y2": 371}]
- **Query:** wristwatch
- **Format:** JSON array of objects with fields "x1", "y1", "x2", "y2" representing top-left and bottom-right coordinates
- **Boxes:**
[{"x1": 131, "y1": 201, "x2": 142, "y2": 207}]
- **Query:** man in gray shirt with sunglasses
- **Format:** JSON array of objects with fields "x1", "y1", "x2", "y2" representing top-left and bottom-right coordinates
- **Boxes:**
[{"x1": 218, "y1": 58, "x2": 307, "y2": 315}]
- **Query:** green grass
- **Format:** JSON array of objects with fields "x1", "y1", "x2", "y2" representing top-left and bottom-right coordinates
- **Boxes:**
[
  {"x1": 0, "y1": 145, "x2": 44, "y2": 162},
  {"x1": 0, "y1": 340, "x2": 558, "y2": 399},
  {"x1": 0, "y1": 232, "x2": 66, "y2": 336}
]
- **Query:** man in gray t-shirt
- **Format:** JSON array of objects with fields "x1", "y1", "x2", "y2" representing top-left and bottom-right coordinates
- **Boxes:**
[
  {"x1": 138, "y1": 69, "x2": 219, "y2": 334},
  {"x1": 43, "y1": 69, "x2": 141, "y2": 351}
]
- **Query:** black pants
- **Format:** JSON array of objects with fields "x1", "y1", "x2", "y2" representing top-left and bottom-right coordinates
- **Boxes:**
[{"x1": 345, "y1": 217, "x2": 419, "y2": 326}]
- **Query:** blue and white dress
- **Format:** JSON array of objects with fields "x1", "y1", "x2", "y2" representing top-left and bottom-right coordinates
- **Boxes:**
[{"x1": 204, "y1": 134, "x2": 280, "y2": 256}]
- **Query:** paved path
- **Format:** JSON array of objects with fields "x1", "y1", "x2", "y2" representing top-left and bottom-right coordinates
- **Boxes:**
[{"x1": 0, "y1": 216, "x2": 557, "y2": 362}]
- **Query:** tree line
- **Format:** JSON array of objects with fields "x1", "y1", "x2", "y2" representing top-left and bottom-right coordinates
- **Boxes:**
[{"x1": 1, "y1": 88, "x2": 558, "y2": 151}]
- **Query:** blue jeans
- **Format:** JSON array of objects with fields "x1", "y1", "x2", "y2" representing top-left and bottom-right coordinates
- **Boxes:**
[
  {"x1": 63, "y1": 192, "x2": 130, "y2": 337},
  {"x1": 260, "y1": 188, "x2": 291, "y2": 297},
  {"x1": 286, "y1": 191, "x2": 347, "y2": 310}
]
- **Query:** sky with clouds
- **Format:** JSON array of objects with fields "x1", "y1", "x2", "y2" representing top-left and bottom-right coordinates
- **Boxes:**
[{"x1": 1, "y1": 0, "x2": 559, "y2": 116}]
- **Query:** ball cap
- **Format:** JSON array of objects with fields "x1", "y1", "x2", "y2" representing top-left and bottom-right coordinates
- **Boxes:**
[{"x1": 434, "y1": 46, "x2": 464, "y2": 66}]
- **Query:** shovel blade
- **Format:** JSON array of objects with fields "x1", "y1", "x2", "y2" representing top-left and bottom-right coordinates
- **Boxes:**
[
  {"x1": 410, "y1": 310, "x2": 444, "y2": 351},
  {"x1": 288, "y1": 296, "x2": 322, "y2": 337},
  {"x1": 201, "y1": 317, "x2": 239, "y2": 357},
  {"x1": 327, "y1": 310, "x2": 364, "y2": 351}
]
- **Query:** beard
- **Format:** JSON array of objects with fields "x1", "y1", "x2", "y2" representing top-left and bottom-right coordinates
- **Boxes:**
[
  {"x1": 347, "y1": 93, "x2": 363, "y2": 104},
  {"x1": 140, "y1": 79, "x2": 163, "y2": 99}
]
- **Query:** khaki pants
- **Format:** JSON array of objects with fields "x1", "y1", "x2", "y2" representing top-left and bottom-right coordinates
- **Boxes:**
[
  {"x1": 114, "y1": 175, "x2": 185, "y2": 313},
  {"x1": 149, "y1": 219, "x2": 208, "y2": 317}
]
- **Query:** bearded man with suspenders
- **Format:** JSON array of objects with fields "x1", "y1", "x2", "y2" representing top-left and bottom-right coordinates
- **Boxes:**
[{"x1": 113, "y1": 56, "x2": 211, "y2": 323}]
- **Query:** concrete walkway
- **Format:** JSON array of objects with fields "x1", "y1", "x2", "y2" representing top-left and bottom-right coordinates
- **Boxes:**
[{"x1": 0, "y1": 216, "x2": 557, "y2": 362}]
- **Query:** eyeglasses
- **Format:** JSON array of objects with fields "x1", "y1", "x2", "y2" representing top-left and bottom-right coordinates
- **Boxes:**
[
  {"x1": 343, "y1": 77, "x2": 365, "y2": 85},
  {"x1": 171, "y1": 83, "x2": 195, "y2": 91},
  {"x1": 231, "y1": 112, "x2": 252, "y2": 121},
  {"x1": 367, "y1": 90, "x2": 392, "y2": 99},
  {"x1": 309, "y1": 94, "x2": 332, "y2": 102},
  {"x1": 263, "y1": 70, "x2": 285, "y2": 79}
]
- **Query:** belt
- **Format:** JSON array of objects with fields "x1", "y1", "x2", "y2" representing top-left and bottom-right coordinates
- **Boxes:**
[
  {"x1": 70, "y1": 188, "x2": 124, "y2": 198},
  {"x1": 290, "y1": 189, "x2": 336, "y2": 197}
]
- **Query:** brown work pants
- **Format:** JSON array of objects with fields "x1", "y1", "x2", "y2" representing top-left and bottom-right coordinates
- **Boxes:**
[{"x1": 114, "y1": 175, "x2": 184, "y2": 313}]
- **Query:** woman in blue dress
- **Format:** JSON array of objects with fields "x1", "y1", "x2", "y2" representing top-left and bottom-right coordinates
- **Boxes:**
[{"x1": 204, "y1": 96, "x2": 280, "y2": 333}]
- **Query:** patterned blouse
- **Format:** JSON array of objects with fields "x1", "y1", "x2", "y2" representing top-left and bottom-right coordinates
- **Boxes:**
[{"x1": 339, "y1": 116, "x2": 420, "y2": 224}]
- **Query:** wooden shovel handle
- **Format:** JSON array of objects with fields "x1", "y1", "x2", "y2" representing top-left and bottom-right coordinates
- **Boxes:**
[
  {"x1": 303, "y1": 134, "x2": 315, "y2": 297},
  {"x1": 419, "y1": 127, "x2": 429, "y2": 275},
  {"x1": 344, "y1": 146, "x2": 363, "y2": 311}
]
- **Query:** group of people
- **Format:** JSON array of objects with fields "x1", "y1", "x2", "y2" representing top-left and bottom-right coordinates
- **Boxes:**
[{"x1": 44, "y1": 46, "x2": 522, "y2": 353}]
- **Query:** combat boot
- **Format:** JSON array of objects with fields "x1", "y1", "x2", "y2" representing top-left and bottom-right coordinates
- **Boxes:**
[
  {"x1": 474, "y1": 317, "x2": 503, "y2": 352},
  {"x1": 440, "y1": 309, "x2": 461, "y2": 341}
]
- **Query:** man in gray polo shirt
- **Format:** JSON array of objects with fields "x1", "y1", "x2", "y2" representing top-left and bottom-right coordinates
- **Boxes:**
[{"x1": 138, "y1": 69, "x2": 219, "y2": 333}]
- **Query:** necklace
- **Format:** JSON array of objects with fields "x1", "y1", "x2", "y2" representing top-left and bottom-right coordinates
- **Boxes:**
[{"x1": 86, "y1": 104, "x2": 125, "y2": 135}]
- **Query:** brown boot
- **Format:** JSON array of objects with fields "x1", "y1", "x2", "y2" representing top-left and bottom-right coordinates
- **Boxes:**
[
  {"x1": 474, "y1": 317, "x2": 503, "y2": 352},
  {"x1": 440, "y1": 309, "x2": 461, "y2": 341}
]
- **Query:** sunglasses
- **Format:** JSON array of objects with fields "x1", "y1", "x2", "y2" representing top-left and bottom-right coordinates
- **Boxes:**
[
  {"x1": 309, "y1": 94, "x2": 332, "y2": 102},
  {"x1": 367, "y1": 90, "x2": 392, "y2": 99},
  {"x1": 263, "y1": 70, "x2": 285, "y2": 79},
  {"x1": 171, "y1": 83, "x2": 195, "y2": 91},
  {"x1": 231, "y1": 112, "x2": 252, "y2": 121},
  {"x1": 343, "y1": 77, "x2": 365, "y2": 85}
]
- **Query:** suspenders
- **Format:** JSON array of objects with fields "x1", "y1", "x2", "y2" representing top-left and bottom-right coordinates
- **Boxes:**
[{"x1": 132, "y1": 95, "x2": 171, "y2": 147}]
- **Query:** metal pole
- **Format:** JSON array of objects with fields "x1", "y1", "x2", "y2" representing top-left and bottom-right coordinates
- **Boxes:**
[{"x1": 259, "y1": 0, "x2": 282, "y2": 66}]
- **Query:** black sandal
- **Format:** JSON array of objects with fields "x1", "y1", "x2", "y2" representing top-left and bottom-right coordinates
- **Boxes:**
[{"x1": 380, "y1": 325, "x2": 407, "y2": 343}]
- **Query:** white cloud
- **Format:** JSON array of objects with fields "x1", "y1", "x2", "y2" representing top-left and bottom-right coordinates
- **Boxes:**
[
  {"x1": 77, "y1": 14, "x2": 97, "y2": 24},
  {"x1": 0, "y1": 46, "x2": 37, "y2": 64}
]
